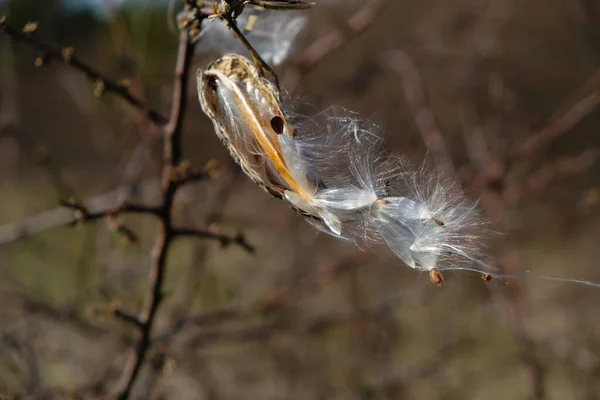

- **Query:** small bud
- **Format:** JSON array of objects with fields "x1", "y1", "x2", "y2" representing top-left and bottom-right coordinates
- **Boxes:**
[
  {"x1": 22, "y1": 21, "x2": 38, "y2": 33},
  {"x1": 34, "y1": 55, "x2": 49, "y2": 67},
  {"x1": 93, "y1": 80, "x2": 105, "y2": 98},
  {"x1": 205, "y1": 159, "x2": 220, "y2": 179},
  {"x1": 179, "y1": 159, "x2": 192, "y2": 174},
  {"x1": 117, "y1": 79, "x2": 131, "y2": 88},
  {"x1": 73, "y1": 209, "x2": 85, "y2": 222},
  {"x1": 179, "y1": 17, "x2": 191, "y2": 29},
  {"x1": 168, "y1": 166, "x2": 179, "y2": 182},
  {"x1": 61, "y1": 47, "x2": 74, "y2": 62},
  {"x1": 208, "y1": 224, "x2": 221, "y2": 234},
  {"x1": 106, "y1": 217, "x2": 119, "y2": 231}
]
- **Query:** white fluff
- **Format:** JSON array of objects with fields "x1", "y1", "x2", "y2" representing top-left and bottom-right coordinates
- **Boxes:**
[
  {"x1": 277, "y1": 106, "x2": 491, "y2": 272},
  {"x1": 198, "y1": 55, "x2": 490, "y2": 273}
]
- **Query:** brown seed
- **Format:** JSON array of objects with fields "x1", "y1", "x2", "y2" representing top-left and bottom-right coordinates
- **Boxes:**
[
  {"x1": 429, "y1": 268, "x2": 444, "y2": 287},
  {"x1": 270, "y1": 116, "x2": 285, "y2": 135},
  {"x1": 375, "y1": 199, "x2": 390, "y2": 205},
  {"x1": 432, "y1": 218, "x2": 444, "y2": 226},
  {"x1": 481, "y1": 273, "x2": 493, "y2": 282}
]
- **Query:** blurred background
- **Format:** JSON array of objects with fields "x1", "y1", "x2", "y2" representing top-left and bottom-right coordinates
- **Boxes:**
[{"x1": 1, "y1": 0, "x2": 600, "y2": 398}]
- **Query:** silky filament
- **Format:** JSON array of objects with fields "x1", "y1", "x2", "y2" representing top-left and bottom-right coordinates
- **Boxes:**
[{"x1": 197, "y1": 54, "x2": 494, "y2": 282}]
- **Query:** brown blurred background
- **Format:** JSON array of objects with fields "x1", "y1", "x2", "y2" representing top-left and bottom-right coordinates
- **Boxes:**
[{"x1": 1, "y1": 0, "x2": 600, "y2": 398}]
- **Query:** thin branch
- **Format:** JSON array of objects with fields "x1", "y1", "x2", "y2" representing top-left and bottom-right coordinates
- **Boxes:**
[
  {"x1": 0, "y1": 185, "x2": 154, "y2": 245},
  {"x1": 60, "y1": 199, "x2": 161, "y2": 223},
  {"x1": 0, "y1": 18, "x2": 168, "y2": 125},
  {"x1": 113, "y1": 309, "x2": 145, "y2": 330},
  {"x1": 174, "y1": 227, "x2": 255, "y2": 253},
  {"x1": 247, "y1": 0, "x2": 313, "y2": 10},
  {"x1": 223, "y1": 12, "x2": 281, "y2": 87},
  {"x1": 113, "y1": 28, "x2": 196, "y2": 400}
]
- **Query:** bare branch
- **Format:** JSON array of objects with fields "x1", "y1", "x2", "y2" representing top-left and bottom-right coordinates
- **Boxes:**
[
  {"x1": 113, "y1": 27, "x2": 197, "y2": 400},
  {"x1": 174, "y1": 227, "x2": 255, "y2": 253},
  {"x1": 113, "y1": 309, "x2": 145, "y2": 330},
  {"x1": 0, "y1": 19, "x2": 169, "y2": 126},
  {"x1": 60, "y1": 199, "x2": 161, "y2": 223}
]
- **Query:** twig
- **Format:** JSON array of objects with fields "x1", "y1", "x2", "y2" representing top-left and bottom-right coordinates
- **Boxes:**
[
  {"x1": 0, "y1": 5, "x2": 256, "y2": 398},
  {"x1": 60, "y1": 199, "x2": 161, "y2": 223},
  {"x1": 0, "y1": 185, "x2": 153, "y2": 245},
  {"x1": 222, "y1": 12, "x2": 281, "y2": 87},
  {"x1": 111, "y1": 21, "x2": 255, "y2": 397},
  {"x1": 247, "y1": 0, "x2": 313, "y2": 10},
  {"x1": 113, "y1": 309, "x2": 144, "y2": 330},
  {"x1": 175, "y1": 227, "x2": 255, "y2": 252},
  {"x1": 112, "y1": 29, "x2": 195, "y2": 400},
  {"x1": 0, "y1": 18, "x2": 168, "y2": 125}
]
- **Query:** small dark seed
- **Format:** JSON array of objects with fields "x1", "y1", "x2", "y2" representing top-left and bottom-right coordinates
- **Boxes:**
[
  {"x1": 270, "y1": 116, "x2": 285, "y2": 135},
  {"x1": 432, "y1": 218, "x2": 444, "y2": 226},
  {"x1": 207, "y1": 76, "x2": 218, "y2": 93}
]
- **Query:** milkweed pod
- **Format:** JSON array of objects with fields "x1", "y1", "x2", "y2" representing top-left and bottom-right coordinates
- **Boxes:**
[{"x1": 198, "y1": 54, "x2": 492, "y2": 276}]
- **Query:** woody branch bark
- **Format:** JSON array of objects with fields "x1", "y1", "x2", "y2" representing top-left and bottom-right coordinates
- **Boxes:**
[
  {"x1": 113, "y1": 26, "x2": 253, "y2": 399},
  {"x1": 1, "y1": 10, "x2": 254, "y2": 399},
  {"x1": 0, "y1": 17, "x2": 168, "y2": 126}
]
